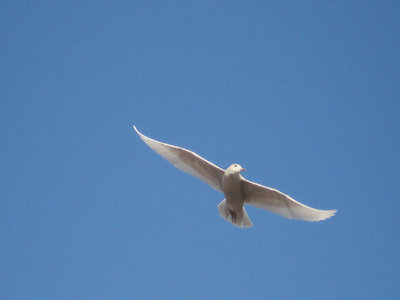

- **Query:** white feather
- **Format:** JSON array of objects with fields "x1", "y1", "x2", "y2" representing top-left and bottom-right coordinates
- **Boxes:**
[{"x1": 133, "y1": 126, "x2": 337, "y2": 226}]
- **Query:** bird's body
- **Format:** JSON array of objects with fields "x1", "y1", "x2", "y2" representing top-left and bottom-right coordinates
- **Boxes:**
[
  {"x1": 133, "y1": 126, "x2": 336, "y2": 228},
  {"x1": 219, "y1": 165, "x2": 252, "y2": 227}
]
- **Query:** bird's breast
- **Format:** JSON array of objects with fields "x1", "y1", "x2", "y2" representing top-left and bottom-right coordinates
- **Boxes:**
[
  {"x1": 221, "y1": 173, "x2": 244, "y2": 206},
  {"x1": 221, "y1": 174, "x2": 239, "y2": 191}
]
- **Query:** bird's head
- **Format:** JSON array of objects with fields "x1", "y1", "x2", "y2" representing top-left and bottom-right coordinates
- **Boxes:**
[{"x1": 226, "y1": 164, "x2": 246, "y2": 174}]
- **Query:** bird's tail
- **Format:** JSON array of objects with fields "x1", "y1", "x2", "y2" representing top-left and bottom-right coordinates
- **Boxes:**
[{"x1": 217, "y1": 199, "x2": 253, "y2": 228}]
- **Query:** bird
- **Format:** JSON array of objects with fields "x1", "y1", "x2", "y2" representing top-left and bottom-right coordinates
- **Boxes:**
[{"x1": 133, "y1": 126, "x2": 336, "y2": 228}]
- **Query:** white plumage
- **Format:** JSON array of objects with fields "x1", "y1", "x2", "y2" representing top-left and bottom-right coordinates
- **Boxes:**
[{"x1": 134, "y1": 126, "x2": 336, "y2": 228}]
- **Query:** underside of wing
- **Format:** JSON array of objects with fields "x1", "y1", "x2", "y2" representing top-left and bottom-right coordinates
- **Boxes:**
[
  {"x1": 134, "y1": 126, "x2": 225, "y2": 191},
  {"x1": 241, "y1": 179, "x2": 336, "y2": 221}
]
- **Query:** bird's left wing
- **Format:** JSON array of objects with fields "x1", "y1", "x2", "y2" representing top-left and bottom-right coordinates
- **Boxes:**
[
  {"x1": 241, "y1": 179, "x2": 336, "y2": 221},
  {"x1": 134, "y1": 126, "x2": 225, "y2": 191}
]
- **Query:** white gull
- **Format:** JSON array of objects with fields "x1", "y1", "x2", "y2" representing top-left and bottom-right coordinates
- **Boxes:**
[{"x1": 134, "y1": 126, "x2": 336, "y2": 228}]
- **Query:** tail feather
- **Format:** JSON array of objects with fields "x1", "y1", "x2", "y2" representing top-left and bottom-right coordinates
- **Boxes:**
[{"x1": 217, "y1": 199, "x2": 253, "y2": 228}]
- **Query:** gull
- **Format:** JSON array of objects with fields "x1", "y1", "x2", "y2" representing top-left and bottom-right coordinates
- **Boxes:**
[{"x1": 133, "y1": 126, "x2": 336, "y2": 228}]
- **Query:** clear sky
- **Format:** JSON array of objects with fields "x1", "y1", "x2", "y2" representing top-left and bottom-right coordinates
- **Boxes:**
[{"x1": 1, "y1": 1, "x2": 399, "y2": 299}]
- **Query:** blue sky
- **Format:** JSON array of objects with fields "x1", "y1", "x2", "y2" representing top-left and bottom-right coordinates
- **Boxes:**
[{"x1": 1, "y1": 1, "x2": 399, "y2": 299}]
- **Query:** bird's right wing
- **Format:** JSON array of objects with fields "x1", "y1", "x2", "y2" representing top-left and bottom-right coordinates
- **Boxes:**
[
  {"x1": 134, "y1": 126, "x2": 225, "y2": 191},
  {"x1": 241, "y1": 179, "x2": 336, "y2": 221}
]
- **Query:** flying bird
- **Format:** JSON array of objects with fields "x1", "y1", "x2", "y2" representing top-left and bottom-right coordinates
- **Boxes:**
[{"x1": 133, "y1": 126, "x2": 336, "y2": 228}]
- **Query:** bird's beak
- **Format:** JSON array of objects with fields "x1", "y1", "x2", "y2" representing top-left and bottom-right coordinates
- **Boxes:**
[{"x1": 241, "y1": 168, "x2": 246, "y2": 172}]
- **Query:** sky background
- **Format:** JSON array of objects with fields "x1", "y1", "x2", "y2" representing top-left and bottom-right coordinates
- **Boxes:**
[{"x1": 1, "y1": 1, "x2": 399, "y2": 299}]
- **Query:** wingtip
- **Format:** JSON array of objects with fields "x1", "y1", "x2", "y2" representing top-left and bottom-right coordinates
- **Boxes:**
[
  {"x1": 133, "y1": 125, "x2": 140, "y2": 135},
  {"x1": 306, "y1": 208, "x2": 337, "y2": 222},
  {"x1": 320, "y1": 209, "x2": 337, "y2": 221}
]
